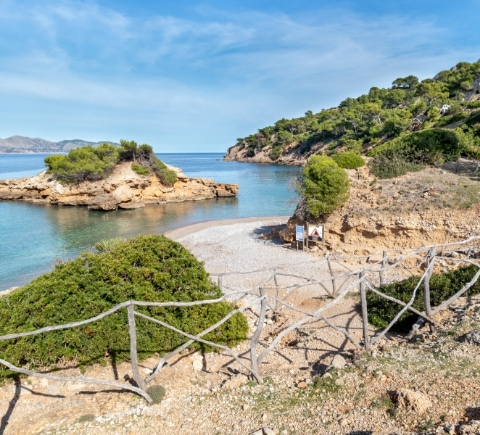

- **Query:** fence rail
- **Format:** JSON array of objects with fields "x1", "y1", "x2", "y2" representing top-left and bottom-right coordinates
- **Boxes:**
[{"x1": 1, "y1": 236, "x2": 480, "y2": 402}]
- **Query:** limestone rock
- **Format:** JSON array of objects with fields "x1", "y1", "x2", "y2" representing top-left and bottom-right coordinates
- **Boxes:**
[
  {"x1": 392, "y1": 388, "x2": 432, "y2": 414},
  {"x1": 330, "y1": 354, "x2": 347, "y2": 369},
  {"x1": 0, "y1": 162, "x2": 238, "y2": 210}
]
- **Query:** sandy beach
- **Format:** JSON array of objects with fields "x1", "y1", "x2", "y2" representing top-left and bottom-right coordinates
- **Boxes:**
[{"x1": 164, "y1": 216, "x2": 333, "y2": 293}]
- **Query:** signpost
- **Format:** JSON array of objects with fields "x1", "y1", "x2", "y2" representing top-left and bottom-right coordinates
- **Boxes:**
[
  {"x1": 295, "y1": 223, "x2": 325, "y2": 251},
  {"x1": 295, "y1": 225, "x2": 305, "y2": 251},
  {"x1": 307, "y1": 224, "x2": 325, "y2": 250}
]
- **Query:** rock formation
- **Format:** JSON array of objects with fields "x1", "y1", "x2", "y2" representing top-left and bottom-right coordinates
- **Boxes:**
[
  {"x1": 279, "y1": 163, "x2": 480, "y2": 255},
  {"x1": 0, "y1": 162, "x2": 238, "y2": 211},
  {"x1": 224, "y1": 141, "x2": 308, "y2": 166}
]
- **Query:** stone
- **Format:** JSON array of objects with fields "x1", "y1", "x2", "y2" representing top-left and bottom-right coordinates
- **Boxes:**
[
  {"x1": 191, "y1": 354, "x2": 204, "y2": 372},
  {"x1": 330, "y1": 354, "x2": 347, "y2": 369},
  {"x1": 392, "y1": 388, "x2": 432, "y2": 414},
  {"x1": 296, "y1": 381, "x2": 307, "y2": 389}
]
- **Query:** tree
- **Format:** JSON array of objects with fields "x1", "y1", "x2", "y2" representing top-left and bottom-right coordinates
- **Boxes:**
[
  {"x1": 392, "y1": 75, "x2": 419, "y2": 91},
  {"x1": 298, "y1": 155, "x2": 350, "y2": 217}
]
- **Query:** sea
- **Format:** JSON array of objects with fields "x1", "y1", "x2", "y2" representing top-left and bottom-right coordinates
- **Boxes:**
[{"x1": 0, "y1": 153, "x2": 302, "y2": 291}]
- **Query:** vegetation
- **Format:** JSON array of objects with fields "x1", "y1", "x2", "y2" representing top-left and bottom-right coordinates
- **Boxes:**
[
  {"x1": 232, "y1": 60, "x2": 480, "y2": 173},
  {"x1": 331, "y1": 151, "x2": 365, "y2": 169},
  {"x1": 298, "y1": 155, "x2": 350, "y2": 217},
  {"x1": 44, "y1": 140, "x2": 177, "y2": 185},
  {"x1": 44, "y1": 143, "x2": 119, "y2": 184},
  {"x1": 366, "y1": 265, "x2": 480, "y2": 332},
  {"x1": 0, "y1": 235, "x2": 248, "y2": 380}
]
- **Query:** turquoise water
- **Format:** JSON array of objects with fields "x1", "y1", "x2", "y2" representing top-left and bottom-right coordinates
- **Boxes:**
[{"x1": 0, "y1": 153, "x2": 301, "y2": 290}]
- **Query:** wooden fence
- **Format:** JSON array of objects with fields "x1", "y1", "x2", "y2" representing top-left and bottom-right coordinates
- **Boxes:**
[{"x1": 1, "y1": 236, "x2": 480, "y2": 402}]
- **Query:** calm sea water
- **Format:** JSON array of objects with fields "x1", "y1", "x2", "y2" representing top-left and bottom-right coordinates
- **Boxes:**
[{"x1": 0, "y1": 153, "x2": 301, "y2": 290}]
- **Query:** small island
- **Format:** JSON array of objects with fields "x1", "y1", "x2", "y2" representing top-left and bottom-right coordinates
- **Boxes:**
[{"x1": 0, "y1": 140, "x2": 238, "y2": 210}]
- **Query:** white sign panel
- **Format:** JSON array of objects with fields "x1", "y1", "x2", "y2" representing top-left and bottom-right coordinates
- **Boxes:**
[
  {"x1": 308, "y1": 224, "x2": 324, "y2": 240},
  {"x1": 296, "y1": 225, "x2": 304, "y2": 241}
]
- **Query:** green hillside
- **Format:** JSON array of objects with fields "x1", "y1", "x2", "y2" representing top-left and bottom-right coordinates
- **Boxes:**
[{"x1": 231, "y1": 60, "x2": 480, "y2": 165}]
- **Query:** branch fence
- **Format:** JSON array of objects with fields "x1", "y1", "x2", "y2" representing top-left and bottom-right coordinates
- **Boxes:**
[{"x1": 1, "y1": 236, "x2": 480, "y2": 403}]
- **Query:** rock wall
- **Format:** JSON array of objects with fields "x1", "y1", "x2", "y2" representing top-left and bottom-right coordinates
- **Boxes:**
[
  {"x1": 224, "y1": 142, "x2": 308, "y2": 166},
  {"x1": 0, "y1": 162, "x2": 238, "y2": 211},
  {"x1": 280, "y1": 164, "x2": 480, "y2": 256}
]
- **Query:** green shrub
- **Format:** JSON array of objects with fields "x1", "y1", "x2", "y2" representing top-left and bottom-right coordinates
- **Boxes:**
[
  {"x1": 147, "y1": 385, "x2": 166, "y2": 404},
  {"x1": 152, "y1": 159, "x2": 178, "y2": 185},
  {"x1": 131, "y1": 162, "x2": 151, "y2": 176},
  {"x1": 367, "y1": 265, "x2": 480, "y2": 332},
  {"x1": 298, "y1": 155, "x2": 350, "y2": 217},
  {"x1": 331, "y1": 152, "x2": 365, "y2": 169},
  {"x1": 0, "y1": 236, "x2": 248, "y2": 380},
  {"x1": 269, "y1": 145, "x2": 283, "y2": 160},
  {"x1": 369, "y1": 129, "x2": 462, "y2": 165},
  {"x1": 119, "y1": 140, "x2": 178, "y2": 186},
  {"x1": 368, "y1": 151, "x2": 425, "y2": 179},
  {"x1": 367, "y1": 129, "x2": 463, "y2": 178},
  {"x1": 44, "y1": 143, "x2": 120, "y2": 184}
]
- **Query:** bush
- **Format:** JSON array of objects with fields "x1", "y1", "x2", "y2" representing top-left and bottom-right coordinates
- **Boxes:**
[
  {"x1": 44, "y1": 144, "x2": 120, "y2": 184},
  {"x1": 152, "y1": 159, "x2": 178, "y2": 185},
  {"x1": 367, "y1": 265, "x2": 480, "y2": 332},
  {"x1": 331, "y1": 152, "x2": 365, "y2": 169},
  {"x1": 0, "y1": 235, "x2": 248, "y2": 380},
  {"x1": 369, "y1": 129, "x2": 462, "y2": 165},
  {"x1": 298, "y1": 155, "x2": 350, "y2": 217},
  {"x1": 119, "y1": 140, "x2": 178, "y2": 186},
  {"x1": 131, "y1": 162, "x2": 151, "y2": 176},
  {"x1": 368, "y1": 151, "x2": 425, "y2": 179}
]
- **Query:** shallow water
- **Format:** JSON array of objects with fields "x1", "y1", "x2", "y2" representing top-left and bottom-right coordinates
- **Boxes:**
[{"x1": 0, "y1": 153, "x2": 301, "y2": 290}]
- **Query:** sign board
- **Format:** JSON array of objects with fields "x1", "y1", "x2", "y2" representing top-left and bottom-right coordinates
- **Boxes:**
[
  {"x1": 295, "y1": 225, "x2": 305, "y2": 241},
  {"x1": 308, "y1": 224, "x2": 324, "y2": 240}
]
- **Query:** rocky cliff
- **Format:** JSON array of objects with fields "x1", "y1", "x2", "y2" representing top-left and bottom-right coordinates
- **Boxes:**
[
  {"x1": 224, "y1": 141, "x2": 309, "y2": 166},
  {"x1": 0, "y1": 162, "x2": 238, "y2": 210},
  {"x1": 279, "y1": 161, "x2": 480, "y2": 255}
]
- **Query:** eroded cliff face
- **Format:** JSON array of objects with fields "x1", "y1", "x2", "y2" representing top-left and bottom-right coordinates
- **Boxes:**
[
  {"x1": 224, "y1": 142, "x2": 308, "y2": 166},
  {"x1": 0, "y1": 162, "x2": 238, "y2": 211},
  {"x1": 280, "y1": 163, "x2": 480, "y2": 255}
]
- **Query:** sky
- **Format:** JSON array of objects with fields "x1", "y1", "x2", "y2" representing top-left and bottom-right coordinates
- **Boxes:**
[{"x1": 1, "y1": 0, "x2": 479, "y2": 152}]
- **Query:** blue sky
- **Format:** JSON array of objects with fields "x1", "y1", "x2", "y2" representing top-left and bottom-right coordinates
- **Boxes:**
[{"x1": 1, "y1": 0, "x2": 479, "y2": 152}]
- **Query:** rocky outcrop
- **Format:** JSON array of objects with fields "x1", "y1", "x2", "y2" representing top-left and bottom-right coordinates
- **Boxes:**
[
  {"x1": 0, "y1": 162, "x2": 238, "y2": 211},
  {"x1": 279, "y1": 163, "x2": 480, "y2": 255},
  {"x1": 224, "y1": 142, "x2": 308, "y2": 166}
]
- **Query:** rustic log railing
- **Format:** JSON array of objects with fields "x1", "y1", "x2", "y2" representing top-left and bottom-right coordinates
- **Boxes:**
[{"x1": 1, "y1": 236, "x2": 480, "y2": 402}]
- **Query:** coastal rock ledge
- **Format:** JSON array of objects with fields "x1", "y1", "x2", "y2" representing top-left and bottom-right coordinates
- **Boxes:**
[{"x1": 0, "y1": 162, "x2": 238, "y2": 210}]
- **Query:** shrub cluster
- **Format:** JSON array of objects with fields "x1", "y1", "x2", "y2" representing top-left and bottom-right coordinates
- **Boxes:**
[
  {"x1": 331, "y1": 152, "x2": 365, "y2": 169},
  {"x1": 367, "y1": 265, "x2": 480, "y2": 332},
  {"x1": 0, "y1": 235, "x2": 248, "y2": 380},
  {"x1": 368, "y1": 129, "x2": 462, "y2": 178},
  {"x1": 44, "y1": 143, "x2": 120, "y2": 184},
  {"x1": 44, "y1": 140, "x2": 178, "y2": 186},
  {"x1": 298, "y1": 155, "x2": 350, "y2": 217}
]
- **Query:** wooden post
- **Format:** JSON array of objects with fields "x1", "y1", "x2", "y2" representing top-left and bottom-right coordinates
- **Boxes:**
[
  {"x1": 127, "y1": 302, "x2": 146, "y2": 391},
  {"x1": 423, "y1": 247, "x2": 436, "y2": 317},
  {"x1": 359, "y1": 271, "x2": 370, "y2": 352},
  {"x1": 380, "y1": 251, "x2": 387, "y2": 286},
  {"x1": 250, "y1": 287, "x2": 267, "y2": 383},
  {"x1": 327, "y1": 258, "x2": 337, "y2": 297}
]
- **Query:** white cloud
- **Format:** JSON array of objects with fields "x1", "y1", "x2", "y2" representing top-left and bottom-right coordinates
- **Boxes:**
[{"x1": 0, "y1": 1, "x2": 479, "y2": 150}]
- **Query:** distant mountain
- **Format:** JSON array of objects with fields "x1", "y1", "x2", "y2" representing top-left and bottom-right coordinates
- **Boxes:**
[{"x1": 0, "y1": 136, "x2": 118, "y2": 154}]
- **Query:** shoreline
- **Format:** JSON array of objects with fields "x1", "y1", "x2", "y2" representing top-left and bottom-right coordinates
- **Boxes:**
[
  {"x1": 1, "y1": 216, "x2": 293, "y2": 294},
  {"x1": 163, "y1": 215, "x2": 290, "y2": 240}
]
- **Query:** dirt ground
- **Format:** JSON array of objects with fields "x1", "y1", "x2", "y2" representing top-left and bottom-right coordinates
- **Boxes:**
[{"x1": 2, "y1": 161, "x2": 480, "y2": 434}]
